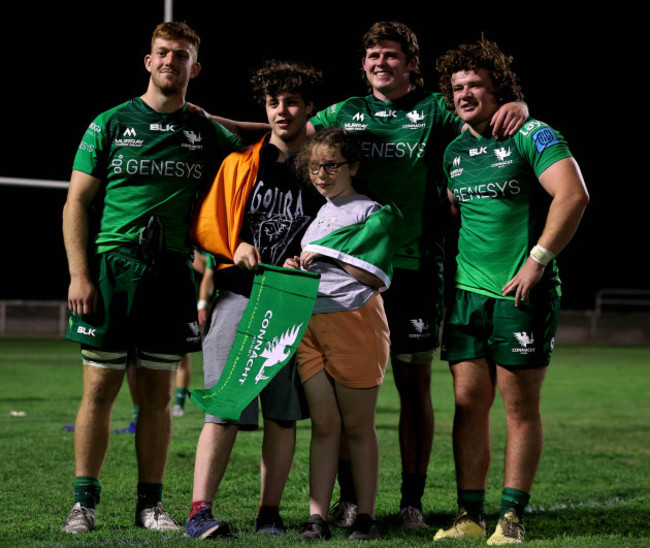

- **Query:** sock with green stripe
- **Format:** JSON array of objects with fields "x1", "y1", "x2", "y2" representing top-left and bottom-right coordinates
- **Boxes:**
[
  {"x1": 457, "y1": 489, "x2": 486, "y2": 522},
  {"x1": 74, "y1": 477, "x2": 101, "y2": 509},
  {"x1": 499, "y1": 487, "x2": 531, "y2": 522}
]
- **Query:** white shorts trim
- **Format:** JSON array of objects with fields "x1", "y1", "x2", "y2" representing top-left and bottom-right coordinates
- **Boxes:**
[
  {"x1": 81, "y1": 350, "x2": 128, "y2": 370},
  {"x1": 137, "y1": 351, "x2": 182, "y2": 371}
]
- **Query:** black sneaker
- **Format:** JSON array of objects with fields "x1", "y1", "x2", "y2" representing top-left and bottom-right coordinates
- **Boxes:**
[
  {"x1": 296, "y1": 514, "x2": 332, "y2": 541},
  {"x1": 255, "y1": 508, "x2": 285, "y2": 535},
  {"x1": 349, "y1": 513, "x2": 380, "y2": 540}
]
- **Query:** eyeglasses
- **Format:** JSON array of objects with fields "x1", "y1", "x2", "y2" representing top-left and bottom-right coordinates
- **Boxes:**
[{"x1": 308, "y1": 161, "x2": 350, "y2": 175}]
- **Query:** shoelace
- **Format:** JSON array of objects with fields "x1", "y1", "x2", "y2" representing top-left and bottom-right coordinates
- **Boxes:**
[{"x1": 502, "y1": 515, "x2": 523, "y2": 537}]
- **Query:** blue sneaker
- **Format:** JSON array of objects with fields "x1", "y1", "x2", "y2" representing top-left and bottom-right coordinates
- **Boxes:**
[
  {"x1": 112, "y1": 422, "x2": 136, "y2": 434},
  {"x1": 185, "y1": 508, "x2": 231, "y2": 539}
]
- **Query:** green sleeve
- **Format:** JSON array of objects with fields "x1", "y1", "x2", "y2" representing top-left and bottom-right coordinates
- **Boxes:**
[
  {"x1": 72, "y1": 104, "x2": 126, "y2": 180},
  {"x1": 209, "y1": 118, "x2": 243, "y2": 155},
  {"x1": 514, "y1": 119, "x2": 573, "y2": 177},
  {"x1": 434, "y1": 92, "x2": 464, "y2": 140},
  {"x1": 309, "y1": 101, "x2": 346, "y2": 130}
]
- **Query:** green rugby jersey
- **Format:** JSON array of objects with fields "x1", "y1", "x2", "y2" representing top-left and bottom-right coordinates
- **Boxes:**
[
  {"x1": 73, "y1": 97, "x2": 241, "y2": 255},
  {"x1": 444, "y1": 119, "x2": 572, "y2": 300},
  {"x1": 311, "y1": 91, "x2": 463, "y2": 270}
]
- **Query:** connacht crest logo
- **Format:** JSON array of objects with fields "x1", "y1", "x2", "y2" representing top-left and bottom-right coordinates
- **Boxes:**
[{"x1": 255, "y1": 323, "x2": 303, "y2": 384}]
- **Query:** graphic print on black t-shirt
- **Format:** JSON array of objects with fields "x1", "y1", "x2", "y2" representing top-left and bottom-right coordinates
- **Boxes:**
[{"x1": 238, "y1": 144, "x2": 324, "y2": 267}]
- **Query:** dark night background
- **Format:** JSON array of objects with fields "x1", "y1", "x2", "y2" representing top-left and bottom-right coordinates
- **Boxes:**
[{"x1": 1, "y1": 3, "x2": 642, "y2": 310}]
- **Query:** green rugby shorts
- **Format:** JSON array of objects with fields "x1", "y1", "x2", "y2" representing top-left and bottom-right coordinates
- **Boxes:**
[
  {"x1": 66, "y1": 247, "x2": 201, "y2": 354},
  {"x1": 441, "y1": 289, "x2": 560, "y2": 369}
]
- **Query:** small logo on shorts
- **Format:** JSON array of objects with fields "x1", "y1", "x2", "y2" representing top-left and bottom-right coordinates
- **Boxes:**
[
  {"x1": 512, "y1": 331, "x2": 536, "y2": 354},
  {"x1": 409, "y1": 318, "x2": 430, "y2": 339},
  {"x1": 187, "y1": 321, "x2": 201, "y2": 343},
  {"x1": 77, "y1": 326, "x2": 96, "y2": 337}
]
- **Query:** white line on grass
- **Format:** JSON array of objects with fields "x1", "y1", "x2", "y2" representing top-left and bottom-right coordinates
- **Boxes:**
[{"x1": 528, "y1": 496, "x2": 648, "y2": 514}]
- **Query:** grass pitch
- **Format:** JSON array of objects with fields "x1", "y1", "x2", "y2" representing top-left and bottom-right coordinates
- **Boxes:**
[{"x1": 0, "y1": 339, "x2": 648, "y2": 547}]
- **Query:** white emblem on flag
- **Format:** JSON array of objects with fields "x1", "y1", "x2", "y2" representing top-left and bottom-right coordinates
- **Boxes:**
[{"x1": 255, "y1": 323, "x2": 303, "y2": 384}]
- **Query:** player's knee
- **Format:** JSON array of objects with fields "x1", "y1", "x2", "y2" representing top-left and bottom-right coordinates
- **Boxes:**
[{"x1": 136, "y1": 351, "x2": 183, "y2": 371}]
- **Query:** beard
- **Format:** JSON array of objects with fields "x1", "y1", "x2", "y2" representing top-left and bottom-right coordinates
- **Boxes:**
[{"x1": 152, "y1": 70, "x2": 186, "y2": 96}]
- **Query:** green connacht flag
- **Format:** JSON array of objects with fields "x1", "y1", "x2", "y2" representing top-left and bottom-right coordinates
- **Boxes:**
[
  {"x1": 190, "y1": 263, "x2": 320, "y2": 420},
  {"x1": 303, "y1": 204, "x2": 403, "y2": 291}
]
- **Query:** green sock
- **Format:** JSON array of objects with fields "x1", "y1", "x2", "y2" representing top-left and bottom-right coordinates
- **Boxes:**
[
  {"x1": 137, "y1": 482, "x2": 163, "y2": 511},
  {"x1": 175, "y1": 387, "x2": 188, "y2": 408},
  {"x1": 74, "y1": 477, "x2": 101, "y2": 509},
  {"x1": 457, "y1": 489, "x2": 486, "y2": 522},
  {"x1": 500, "y1": 487, "x2": 531, "y2": 522}
]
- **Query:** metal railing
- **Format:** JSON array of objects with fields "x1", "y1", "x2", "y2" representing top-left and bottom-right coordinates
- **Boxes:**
[
  {"x1": 590, "y1": 289, "x2": 650, "y2": 338},
  {"x1": 0, "y1": 300, "x2": 68, "y2": 337}
]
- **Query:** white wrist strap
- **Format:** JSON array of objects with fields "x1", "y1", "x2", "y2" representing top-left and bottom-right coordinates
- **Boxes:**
[
  {"x1": 197, "y1": 299, "x2": 208, "y2": 310},
  {"x1": 530, "y1": 245, "x2": 555, "y2": 266}
]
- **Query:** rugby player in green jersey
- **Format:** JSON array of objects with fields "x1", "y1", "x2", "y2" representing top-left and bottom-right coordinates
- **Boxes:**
[
  {"x1": 60, "y1": 22, "x2": 251, "y2": 534},
  {"x1": 308, "y1": 21, "x2": 529, "y2": 528},
  {"x1": 433, "y1": 39, "x2": 588, "y2": 544}
]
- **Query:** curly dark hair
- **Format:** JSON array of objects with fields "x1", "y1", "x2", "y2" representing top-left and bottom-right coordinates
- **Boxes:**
[
  {"x1": 295, "y1": 127, "x2": 363, "y2": 183},
  {"x1": 250, "y1": 60, "x2": 324, "y2": 106},
  {"x1": 362, "y1": 21, "x2": 424, "y2": 91},
  {"x1": 436, "y1": 38, "x2": 523, "y2": 110}
]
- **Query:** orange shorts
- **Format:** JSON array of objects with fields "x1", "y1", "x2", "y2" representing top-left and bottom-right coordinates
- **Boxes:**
[{"x1": 296, "y1": 293, "x2": 390, "y2": 388}]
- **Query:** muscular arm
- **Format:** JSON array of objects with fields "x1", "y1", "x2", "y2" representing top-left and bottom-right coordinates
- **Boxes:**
[
  {"x1": 502, "y1": 157, "x2": 589, "y2": 306},
  {"x1": 62, "y1": 170, "x2": 102, "y2": 315}
]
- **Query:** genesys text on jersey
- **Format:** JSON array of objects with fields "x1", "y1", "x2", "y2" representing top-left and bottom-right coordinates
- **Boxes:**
[
  {"x1": 453, "y1": 179, "x2": 521, "y2": 202},
  {"x1": 110, "y1": 157, "x2": 204, "y2": 179},
  {"x1": 360, "y1": 141, "x2": 426, "y2": 159}
]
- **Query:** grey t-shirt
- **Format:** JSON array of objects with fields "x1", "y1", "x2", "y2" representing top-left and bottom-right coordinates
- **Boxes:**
[{"x1": 301, "y1": 194, "x2": 380, "y2": 313}]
